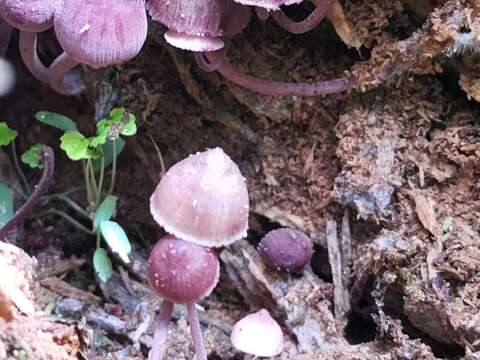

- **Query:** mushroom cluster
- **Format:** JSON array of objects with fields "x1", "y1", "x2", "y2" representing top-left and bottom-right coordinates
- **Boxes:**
[
  {"x1": 0, "y1": 0, "x2": 147, "y2": 94},
  {"x1": 0, "y1": 0, "x2": 355, "y2": 97},
  {"x1": 147, "y1": 147, "x2": 249, "y2": 360}
]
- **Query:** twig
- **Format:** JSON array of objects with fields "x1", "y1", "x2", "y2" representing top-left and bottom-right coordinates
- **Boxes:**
[{"x1": 0, "y1": 146, "x2": 55, "y2": 241}]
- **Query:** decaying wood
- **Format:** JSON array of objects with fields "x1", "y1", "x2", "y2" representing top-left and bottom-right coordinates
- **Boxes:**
[
  {"x1": 326, "y1": 214, "x2": 351, "y2": 325},
  {"x1": 40, "y1": 277, "x2": 101, "y2": 306},
  {"x1": 221, "y1": 239, "x2": 338, "y2": 354}
]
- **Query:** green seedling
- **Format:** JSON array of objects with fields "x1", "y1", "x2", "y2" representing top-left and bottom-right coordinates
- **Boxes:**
[{"x1": 37, "y1": 108, "x2": 137, "y2": 282}]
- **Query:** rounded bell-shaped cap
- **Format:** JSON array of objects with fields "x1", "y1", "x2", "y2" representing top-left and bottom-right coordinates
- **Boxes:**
[
  {"x1": 231, "y1": 309, "x2": 284, "y2": 357},
  {"x1": 147, "y1": 0, "x2": 225, "y2": 52},
  {"x1": 233, "y1": 0, "x2": 302, "y2": 10},
  {"x1": 258, "y1": 228, "x2": 313, "y2": 273},
  {"x1": 54, "y1": 0, "x2": 147, "y2": 69},
  {"x1": 0, "y1": 0, "x2": 57, "y2": 32},
  {"x1": 150, "y1": 147, "x2": 249, "y2": 247},
  {"x1": 148, "y1": 235, "x2": 220, "y2": 303}
]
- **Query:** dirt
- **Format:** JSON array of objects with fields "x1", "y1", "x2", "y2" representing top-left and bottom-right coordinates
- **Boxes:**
[{"x1": 1, "y1": 0, "x2": 480, "y2": 359}]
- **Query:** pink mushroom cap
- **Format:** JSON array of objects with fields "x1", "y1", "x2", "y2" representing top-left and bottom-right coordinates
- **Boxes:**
[
  {"x1": 0, "y1": 0, "x2": 57, "y2": 32},
  {"x1": 231, "y1": 309, "x2": 284, "y2": 357},
  {"x1": 54, "y1": 0, "x2": 147, "y2": 69},
  {"x1": 147, "y1": 0, "x2": 225, "y2": 52},
  {"x1": 150, "y1": 147, "x2": 249, "y2": 247}
]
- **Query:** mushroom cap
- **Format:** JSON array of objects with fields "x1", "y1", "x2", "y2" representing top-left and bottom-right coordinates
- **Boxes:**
[
  {"x1": 147, "y1": 0, "x2": 222, "y2": 37},
  {"x1": 147, "y1": 0, "x2": 226, "y2": 52},
  {"x1": 258, "y1": 228, "x2": 313, "y2": 273},
  {"x1": 0, "y1": 0, "x2": 57, "y2": 32},
  {"x1": 231, "y1": 309, "x2": 284, "y2": 357},
  {"x1": 220, "y1": 0, "x2": 251, "y2": 37},
  {"x1": 150, "y1": 147, "x2": 249, "y2": 247},
  {"x1": 148, "y1": 234, "x2": 220, "y2": 303},
  {"x1": 233, "y1": 0, "x2": 302, "y2": 10},
  {"x1": 54, "y1": 0, "x2": 147, "y2": 69}
]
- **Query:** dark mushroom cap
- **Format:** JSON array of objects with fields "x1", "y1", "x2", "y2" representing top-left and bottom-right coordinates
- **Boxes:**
[
  {"x1": 258, "y1": 228, "x2": 313, "y2": 273},
  {"x1": 220, "y1": 0, "x2": 251, "y2": 37},
  {"x1": 54, "y1": 0, "x2": 147, "y2": 69},
  {"x1": 148, "y1": 235, "x2": 220, "y2": 303},
  {"x1": 150, "y1": 147, "x2": 249, "y2": 248},
  {"x1": 0, "y1": 0, "x2": 57, "y2": 32}
]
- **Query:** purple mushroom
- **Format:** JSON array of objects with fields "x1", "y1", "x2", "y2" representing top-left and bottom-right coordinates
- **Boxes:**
[
  {"x1": 50, "y1": 0, "x2": 147, "y2": 95},
  {"x1": 147, "y1": 0, "x2": 226, "y2": 52},
  {"x1": 258, "y1": 228, "x2": 313, "y2": 274},
  {"x1": 148, "y1": 234, "x2": 220, "y2": 360},
  {"x1": 0, "y1": 0, "x2": 57, "y2": 84}
]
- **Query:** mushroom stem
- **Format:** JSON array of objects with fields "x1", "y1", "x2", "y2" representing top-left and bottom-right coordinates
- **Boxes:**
[
  {"x1": 48, "y1": 52, "x2": 84, "y2": 95},
  {"x1": 271, "y1": 0, "x2": 334, "y2": 34},
  {"x1": 194, "y1": 49, "x2": 225, "y2": 72},
  {"x1": 149, "y1": 300, "x2": 174, "y2": 360},
  {"x1": 18, "y1": 30, "x2": 49, "y2": 83},
  {"x1": 0, "y1": 19, "x2": 12, "y2": 56},
  {"x1": 187, "y1": 302, "x2": 207, "y2": 360},
  {"x1": 208, "y1": 54, "x2": 356, "y2": 96},
  {"x1": 0, "y1": 146, "x2": 55, "y2": 241}
]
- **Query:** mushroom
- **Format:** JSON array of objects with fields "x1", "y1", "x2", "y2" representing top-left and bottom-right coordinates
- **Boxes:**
[
  {"x1": 0, "y1": 0, "x2": 57, "y2": 85},
  {"x1": 231, "y1": 309, "x2": 284, "y2": 357},
  {"x1": 148, "y1": 234, "x2": 220, "y2": 360},
  {"x1": 150, "y1": 147, "x2": 249, "y2": 248},
  {"x1": 147, "y1": 0, "x2": 226, "y2": 52},
  {"x1": 258, "y1": 228, "x2": 313, "y2": 274},
  {"x1": 191, "y1": 0, "x2": 356, "y2": 96},
  {"x1": 50, "y1": 0, "x2": 147, "y2": 94},
  {"x1": 233, "y1": 0, "x2": 302, "y2": 11}
]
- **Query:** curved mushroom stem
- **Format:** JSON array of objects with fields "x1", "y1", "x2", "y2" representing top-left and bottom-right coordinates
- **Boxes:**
[
  {"x1": 271, "y1": 0, "x2": 335, "y2": 34},
  {"x1": 0, "y1": 146, "x2": 55, "y2": 242},
  {"x1": 255, "y1": 7, "x2": 270, "y2": 21},
  {"x1": 194, "y1": 49, "x2": 226, "y2": 72},
  {"x1": 186, "y1": 302, "x2": 207, "y2": 360},
  {"x1": 0, "y1": 19, "x2": 12, "y2": 56},
  {"x1": 149, "y1": 300, "x2": 174, "y2": 360},
  {"x1": 206, "y1": 54, "x2": 356, "y2": 96},
  {"x1": 48, "y1": 52, "x2": 84, "y2": 95},
  {"x1": 18, "y1": 30, "x2": 49, "y2": 83}
]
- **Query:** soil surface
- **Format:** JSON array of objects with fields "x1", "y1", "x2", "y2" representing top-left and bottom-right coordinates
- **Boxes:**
[{"x1": 1, "y1": 0, "x2": 480, "y2": 359}]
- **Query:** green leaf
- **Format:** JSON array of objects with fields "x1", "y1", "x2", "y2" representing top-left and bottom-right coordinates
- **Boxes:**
[
  {"x1": 99, "y1": 220, "x2": 131, "y2": 263},
  {"x1": 0, "y1": 182, "x2": 14, "y2": 227},
  {"x1": 93, "y1": 248, "x2": 113, "y2": 282},
  {"x1": 0, "y1": 122, "x2": 17, "y2": 146},
  {"x1": 35, "y1": 111, "x2": 77, "y2": 132},
  {"x1": 93, "y1": 195, "x2": 117, "y2": 231},
  {"x1": 92, "y1": 138, "x2": 125, "y2": 173},
  {"x1": 109, "y1": 108, "x2": 125, "y2": 124},
  {"x1": 91, "y1": 120, "x2": 110, "y2": 147},
  {"x1": 21, "y1": 144, "x2": 44, "y2": 169},
  {"x1": 120, "y1": 113, "x2": 136, "y2": 137},
  {"x1": 60, "y1": 132, "x2": 100, "y2": 160}
]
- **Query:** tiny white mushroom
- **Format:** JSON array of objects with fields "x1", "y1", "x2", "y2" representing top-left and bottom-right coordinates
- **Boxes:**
[{"x1": 231, "y1": 309, "x2": 284, "y2": 357}]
